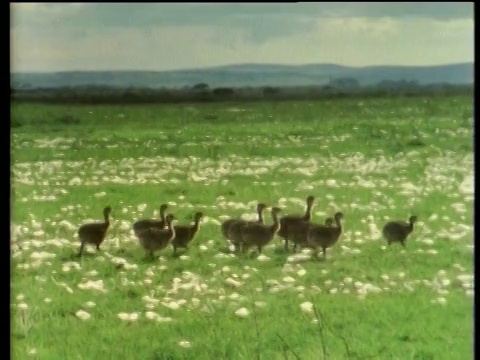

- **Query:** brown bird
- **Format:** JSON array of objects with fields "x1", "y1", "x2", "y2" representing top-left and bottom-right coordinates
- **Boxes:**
[
  {"x1": 278, "y1": 195, "x2": 315, "y2": 252},
  {"x1": 290, "y1": 217, "x2": 335, "y2": 253},
  {"x1": 382, "y1": 215, "x2": 418, "y2": 247},
  {"x1": 238, "y1": 207, "x2": 282, "y2": 254},
  {"x1": 137, "y1": 214, "x2": 177, "y2": 258},
  {"x1": 133, "y1": 203, "x2": 168, "y2": 237},
  {"x1": 77, "y1": 206, "x2": 112, "y2": 257},
  {"x1": 171, "y1": 212, "x2": 204, "y2": 256},
  {"x1": 222, "y1": 203, "x2": 268, "y2": 252},
  {"x1": 306, "y1": 212, "x2": 344, "y2": 259}
]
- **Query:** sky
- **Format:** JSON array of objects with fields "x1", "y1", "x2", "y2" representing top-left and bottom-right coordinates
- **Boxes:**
[{"x1": 10, "y1": 3, "x2": 474, "y2": 73}]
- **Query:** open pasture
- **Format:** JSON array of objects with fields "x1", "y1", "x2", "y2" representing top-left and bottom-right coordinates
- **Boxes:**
[{"x1": 11, "y1": 95, "x2": 474, "y2": 359}]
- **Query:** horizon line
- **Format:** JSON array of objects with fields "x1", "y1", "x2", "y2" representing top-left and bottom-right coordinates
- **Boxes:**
[{"x1": 11, "y1": 61, "x2": 473, "y2": 74}]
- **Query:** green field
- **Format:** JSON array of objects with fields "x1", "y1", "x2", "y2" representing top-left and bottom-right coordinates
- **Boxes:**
[{"x1": 11, "y1": 95, "x2": 474, "y2": 359}]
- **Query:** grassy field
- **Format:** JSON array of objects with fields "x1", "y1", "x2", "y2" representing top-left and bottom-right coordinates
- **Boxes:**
[{"x1": 11, "y1": 95, "x2": 474, "y2": 359}]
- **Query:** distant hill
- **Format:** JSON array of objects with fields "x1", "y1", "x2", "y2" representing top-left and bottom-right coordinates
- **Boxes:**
[{"x1": 11, "y1": 62, "x2": 473, "y2": 89}]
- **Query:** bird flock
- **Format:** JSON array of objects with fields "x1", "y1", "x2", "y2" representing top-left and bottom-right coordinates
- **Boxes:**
[{"x1": 76, "y1": 195, "x2": 418, "y2": 260}]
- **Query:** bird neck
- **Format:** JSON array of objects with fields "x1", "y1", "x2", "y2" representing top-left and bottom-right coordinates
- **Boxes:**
[
  {"x1": 257, "y1": 208, "x2": 265, "y2": 224},
  {"x1": 408, "y1": 221, "x2": 414, "y2": 233},
  {"x1": 334, "y1": 217, "x2": 342, "y2": 234},
  {"x1": 160, "y1": 208, "x2": 166, "y2": 221},
  {"x1": 104, "y1": 212, "x2": 110, "y2": 226},
  {"x1": 271, "y1": 212, "x2": 280, "y2": 234},
  {"x1": 192, "y1": 218, "x2": 201, "y2": 233},
  {"x1": 167, "y1": 220, "x2": 175, "y2": 237},
  {"x1": 304, "y1": 202, "x2": 313, "y2": 221}
]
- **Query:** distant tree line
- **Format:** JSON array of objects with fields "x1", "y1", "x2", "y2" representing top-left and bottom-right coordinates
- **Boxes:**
[{"x1": 10, "y1": 79, "x2": 473, "y2": 105}]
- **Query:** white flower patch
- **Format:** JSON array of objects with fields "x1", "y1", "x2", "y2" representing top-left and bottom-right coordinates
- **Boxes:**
[
  {"x1": 450, "y1": 203, "x2": 467, "y2": 214},
  {"x1": 45, "y1": 239, "x2": 67, "y2": 247},
  {"x1": 144, "y1": 269, "x2": 155, "y2": 277},
  {"x1": 254, "y1": 301, "x2": 266, "y2": 308},
  {"x1": 257, "y1": 254, "x2": 270, "y2": 262},
  {"x1": 300, "y1": 301, "x2": 314, "y2": 314},
  {"x1": 62, "y1": 262, "x2": 81, "y2": 272},
  {"x1": 456, "y1": 274, "x2": 473, "y2": 289},
  {"x1": 117, "y1": 312, "x2": 139, "y2": 322},
  {"x1": 161, "y1": 301, "x2": 181, "y2": 310},
  {"x1": 325, "y1": 179, "x2": 339, "y2": 187},
  {"x1": 269, "y1": 285, "x2": 287, "y2": 294},
  {"x1": 58, "y1": 220, "x2": 77, "y2": 231},
  {"x1": 431, "y1": 297, "x2": 447, "y2": 305},
  {"x1": 297, "y1": 269, "x2": 307, "y2": 277},
  {"x1": 228, "y1": 292, "x2": 242, "y2": 301},
  {"x1": 354, "y1": 176, "x2": 377, "y2": 188},
  {"x1": 145, "y1": 311, "x2": 159, "y2": 320},
  {"x1": 287, "y1": 253, "x2": 312, "y2": 263},
  {"x1": 235, "y1": 307, "x2": 250, "y2": 318},
  {"x1": 30, "y1": 251, "x2": 56, "y2": 260},
  {"x1": 178, "y1": 340, "x2": 192, "y2": 348},
  {"x1": 69, "y1": 177, "x2": 82, "y2": 185},
  {"x1": 225, "y1": 278, "x2": 243, "y2": 288},
  {"x1": 75, "y1": 310, "x2": 91, "y2": 321},
  {"x1": 118, "y1": 220, "x2": 132, "y2": 231},
  {"x1": 77, "y1": 280, "x2": 107, "y2": 293},
  {"x1": 458, "y1": 174, "x2": 473, "y2": 194}
]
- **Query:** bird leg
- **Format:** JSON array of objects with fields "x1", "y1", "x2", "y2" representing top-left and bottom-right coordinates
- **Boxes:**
[
  {"x1": 257, "y1": 245, "x2": 263, "y2": 254},
  {"x1": 292, "y1": 241, "x2": 298, "y2": 253},
  {"x1": 96, "y1": 245, "x2": 101, "y2": 251},
  {"x1": 241, "y1": 243, "x2": 248, "y2": 254},
  {"x1": 77, "y1": 242, "x2": 85, "y2": 257},
  {"x1": 233, "y1": 243, "x2": 240, "y2": 254},
  {"x1": 173, "y1": 246, "x2": 178, "y2": 257},
  {"x1": 322, "y1": 247, "x2": 327, "y2": 260}
]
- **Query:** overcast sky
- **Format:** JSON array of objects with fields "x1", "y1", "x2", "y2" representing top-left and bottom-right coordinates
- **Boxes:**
[{"x1": 10, "y1": 3, "x2": 474, "y2": 73}]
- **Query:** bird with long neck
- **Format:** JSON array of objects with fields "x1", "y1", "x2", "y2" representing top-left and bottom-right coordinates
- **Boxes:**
[
  {"x1": 77, "y1": 206, "x2": 112, "y2": 257},
  {"x1": 306, "y1": 212, "x2": 344, "y2": 259},
  {"x1": 382, "y1": 215, "x2": 418, "y2": 247},
  {"x1": 171, "y1": 212, "x2": 204, "y2": 256},
  {"x1": 137, "y1": 214, "x2": 177, "y2": 258},
  {"x1": 133, "y1": 203, "x2": 168, "y2": 237},
  {"x1": 222, "y1": 203, "x2": 268, "y2": 252},
  {"x1": 290, "y1": 216, "x2": 335, "y2": 253},
  {"x1": 239, "y1": 207, "x2": 282, "y2": 254},
  {"x1": 278, "y1": 195, "x2": 315, "y2": 252}
]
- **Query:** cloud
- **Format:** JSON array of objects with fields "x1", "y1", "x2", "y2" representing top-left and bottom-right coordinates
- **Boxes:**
[
  {"x1": 11, "y1": 3, "x2": 473, "y2": 32},
  {"x1": 10, "y1": 3, "x2": 474, "y2": 72}
]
